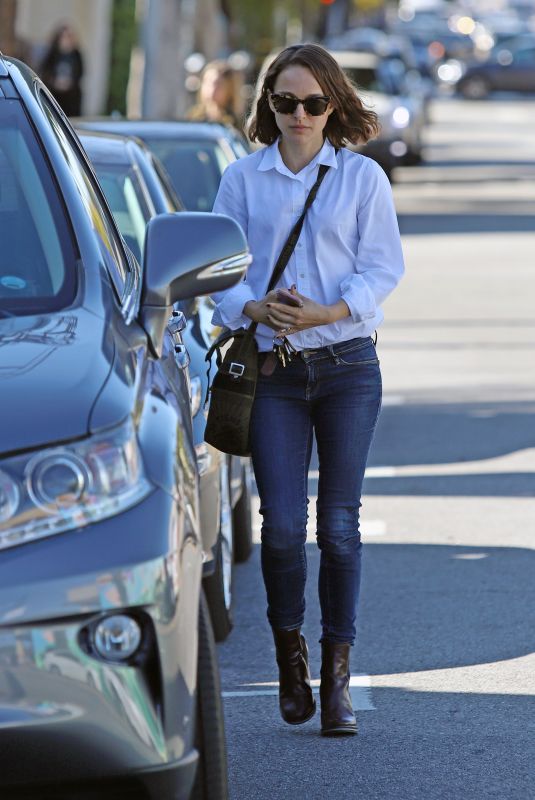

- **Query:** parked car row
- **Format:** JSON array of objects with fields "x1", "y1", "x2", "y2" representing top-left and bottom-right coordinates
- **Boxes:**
[
  {"x1": 75, "y1": 127, "x2": 254, "y2": 644},
  {"x1": 0, "y1": 53, "x2": 251, "y2": 800}
]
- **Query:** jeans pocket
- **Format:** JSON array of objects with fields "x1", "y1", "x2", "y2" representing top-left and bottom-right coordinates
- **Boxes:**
[{"x1": 336, "y1": 341, "x2": 379, "y2": 367}]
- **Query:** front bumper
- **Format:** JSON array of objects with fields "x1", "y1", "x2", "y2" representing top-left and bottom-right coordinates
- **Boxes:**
[
  {"x1": 3, "y1": 749, "x2": 198, "y2": 799},
  {"x1": 0, "y1": 488, "x2": 202, "y2": 792}
]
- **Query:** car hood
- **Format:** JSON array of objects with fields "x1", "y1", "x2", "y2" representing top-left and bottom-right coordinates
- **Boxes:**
[{"x1": 0, "y1": 308, "x2": 114, "y2": 455}]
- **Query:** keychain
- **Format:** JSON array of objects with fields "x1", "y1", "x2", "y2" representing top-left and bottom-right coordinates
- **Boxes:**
[{"x1": 273, "y1": 336, "x2": 298, "y2": 367}]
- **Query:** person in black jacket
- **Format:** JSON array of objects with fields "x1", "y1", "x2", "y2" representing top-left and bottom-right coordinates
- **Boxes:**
[{"x1": 40, "y1": 24, "x2": 83, "y2": 117}]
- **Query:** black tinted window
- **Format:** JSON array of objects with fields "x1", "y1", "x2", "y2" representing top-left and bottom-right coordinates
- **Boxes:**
[{"x1": 0, "y1": 100, "x2": 76, "y2": 316}]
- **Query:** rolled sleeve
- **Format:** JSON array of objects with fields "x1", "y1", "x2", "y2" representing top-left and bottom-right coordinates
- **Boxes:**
[
  {"x1": 340, "y1": 160, "x2": 404, "y2": 323},
  {"x1": 211, "y1": 163, "x2": 255, "y2": 329},
  {"x1": 211, "y1": 281, "x2": 256, "y2": 329}
]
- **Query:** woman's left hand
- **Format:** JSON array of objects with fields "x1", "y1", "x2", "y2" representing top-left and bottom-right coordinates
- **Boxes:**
[{"x1": 266, "y1": 288, "x2": 349, "y2": 336}]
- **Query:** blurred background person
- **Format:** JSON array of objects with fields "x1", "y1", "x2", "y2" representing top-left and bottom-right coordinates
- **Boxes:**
[
  {"x1": 40, "y1": 24, "x2": 84, "y2": 117},
  {"x1": 188, "y1": 59, "x2": 244, "y2": 129}
]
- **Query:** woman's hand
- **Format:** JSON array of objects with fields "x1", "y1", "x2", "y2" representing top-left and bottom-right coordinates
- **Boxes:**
[{"x1": 244, "y1": 286, "x2": 350, "y2": 336}]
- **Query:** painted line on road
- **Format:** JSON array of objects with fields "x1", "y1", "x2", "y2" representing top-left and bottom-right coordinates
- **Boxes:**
[
  {"x1": 307, "y1": 467, "x2": 397, "y2": 479},
  {"x1": 222, "y1": 675, "x2": 376, "y2": 711}
]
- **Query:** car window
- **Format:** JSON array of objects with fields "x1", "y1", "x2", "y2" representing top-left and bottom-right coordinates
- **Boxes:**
[
  {"x1": 340, "y1": 66, "x2": 387, "y2": 94},
  {"x1": 0, "y1": 100, "x2": 76, "y2": 316},
  {"x1": 513, "y1": 48, "x2": 535, "y2": 64},
  {"x1": 90, "y1": 163, "x2": 151, "y2": 264},
  {"x1": 142, "y1": 138, "x2": 232, "y2": 211},
  {"x1": 40, "y1": 96, "x2": 131, "y2": 297}
]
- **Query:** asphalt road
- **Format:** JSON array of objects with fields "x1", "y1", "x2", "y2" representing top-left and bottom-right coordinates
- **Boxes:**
[{"x1": 219, "y1": 97, "x2": 535, "y2": 800}]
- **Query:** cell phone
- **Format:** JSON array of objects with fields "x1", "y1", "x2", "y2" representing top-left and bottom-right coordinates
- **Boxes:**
[{"x1": 275, "y1": 288, "x2": 302, "y2": 307}]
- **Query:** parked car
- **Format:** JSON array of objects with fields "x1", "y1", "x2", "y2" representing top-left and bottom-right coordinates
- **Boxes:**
[
  {"x1": 0, "y1": 54, "x2": 250, "y2": 799},
  {"x1": 330, "y1": 51, "x2": 426, "y2": 171},
  {"x1": 77, "y1": 130, "x2": 254, "y2": 642},
  {"x1": 75, "y1": 119, "x2": 250, "y2": 212},
  {"x1": 455, "y1": 45, "x2": 535, "y2": 97}
]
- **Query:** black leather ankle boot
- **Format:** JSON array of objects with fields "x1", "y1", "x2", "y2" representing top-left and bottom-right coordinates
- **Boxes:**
[
  {"x1": 320, "y1": 642, "x2": 357, "y2": 735},
  {"x1": 273, "y1": 628, "x2": 316, "y2": 725}
]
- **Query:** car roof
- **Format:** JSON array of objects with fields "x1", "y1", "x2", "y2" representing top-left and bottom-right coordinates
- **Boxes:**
[
  {"x1": 77, "y1": 129, "x2": 145, "y2": 165},
  {"x1": 330, "y1": 51, "x2": 380, "y2": 68},
  {"x1": 76, "y1": 118, "x2": 235, "y2": 142}
]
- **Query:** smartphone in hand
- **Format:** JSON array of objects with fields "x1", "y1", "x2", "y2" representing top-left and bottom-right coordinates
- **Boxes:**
[{"x1": 275, "y1": 288, "x2": 303, "y2": 307}]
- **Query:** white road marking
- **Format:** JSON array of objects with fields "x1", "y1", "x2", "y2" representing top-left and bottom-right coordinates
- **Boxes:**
[
  {"x1": 222, "y1": 675, "x2": 376, "y2": 710},
  {"x1": 381, "y1": 394, "x2": 406, "y2": 406},
  {"x1": 306, "y1": 467, "x2": 396, "y2": 480}
]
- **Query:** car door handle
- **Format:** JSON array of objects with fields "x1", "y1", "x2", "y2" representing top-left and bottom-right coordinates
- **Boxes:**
[
  {"x1": 167, "y1": 310, "x2": 187, "y2": 341},
  {"x1": 173, "y1": 343, "x2": 190, "y2": 370}
]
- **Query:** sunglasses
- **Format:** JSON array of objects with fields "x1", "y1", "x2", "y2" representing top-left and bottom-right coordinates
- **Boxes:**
[{"x1": 270, "y1": 92, "x2": 331, "y2": 116}]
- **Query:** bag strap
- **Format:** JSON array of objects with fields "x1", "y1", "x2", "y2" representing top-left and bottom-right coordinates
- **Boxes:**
[{"x1": 249, "y1": 162, "x2": 330, "y2": 336}]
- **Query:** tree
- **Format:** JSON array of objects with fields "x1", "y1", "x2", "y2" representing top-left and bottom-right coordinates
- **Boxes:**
[{"x1": 142, "y1": 0, "x2": 196, "y2": 118}]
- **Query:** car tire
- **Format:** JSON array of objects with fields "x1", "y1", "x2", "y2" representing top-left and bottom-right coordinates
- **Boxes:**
[
  {"x1": 203, "y1": 460, "x2": 234, "y2": 642},
  {"x1": 460, "y1": 76, "x2": 489, "y2": 99},
  {"x1": 233, "y1": 462, "x2": 253, "y2": 563},
  {"x1": 190, "y1": 589, "x2": 228, "y2": 800}
]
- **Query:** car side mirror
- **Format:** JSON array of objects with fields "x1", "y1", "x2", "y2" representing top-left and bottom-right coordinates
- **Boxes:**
[{"x1": 140, "y1": 212, "x2": 251, "y2": 358}]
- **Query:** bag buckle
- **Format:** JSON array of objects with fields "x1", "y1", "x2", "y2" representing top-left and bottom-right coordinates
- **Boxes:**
[{"x1": 229, "y1": 362, "x2": 245, "y2": 378}]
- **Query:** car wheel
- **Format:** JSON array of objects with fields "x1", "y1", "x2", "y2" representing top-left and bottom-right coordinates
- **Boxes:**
[
  {"x1": 233, "y1": 461, "x2": 253, "y2": 563},
  {"x1": 190, "y1": 589, "x2": 228, "y2": 800},
  {"x1": 203, "y1": 459, "x2": 234, "y2": 642},
  {"x1": 460, "y1": 76, "x2": 489, "y2": 99}
]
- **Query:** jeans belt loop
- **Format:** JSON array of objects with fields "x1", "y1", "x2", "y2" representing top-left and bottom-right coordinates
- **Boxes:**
[{"x1": 328, "y1": 344, "x2": 340, "y2": 365}]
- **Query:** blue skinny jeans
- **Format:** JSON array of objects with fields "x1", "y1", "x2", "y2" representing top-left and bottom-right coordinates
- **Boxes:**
[{"x1": 250, "y1": 336, "x2": 382, "y2": 645}]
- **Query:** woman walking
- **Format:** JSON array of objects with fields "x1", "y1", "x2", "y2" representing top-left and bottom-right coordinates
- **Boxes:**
[{"x1": 211, "y1": 43, "x2": 404, "y2": 735}]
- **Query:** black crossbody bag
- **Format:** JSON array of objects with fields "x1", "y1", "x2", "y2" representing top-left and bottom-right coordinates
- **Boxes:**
[{"x1": 204, "y1": 163, "x2": 330, "y2": 457}]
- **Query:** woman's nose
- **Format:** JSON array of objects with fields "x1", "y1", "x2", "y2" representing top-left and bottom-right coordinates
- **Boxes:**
[{"x1": 293, "y1": 102, "x2": 306, "y2": 119}]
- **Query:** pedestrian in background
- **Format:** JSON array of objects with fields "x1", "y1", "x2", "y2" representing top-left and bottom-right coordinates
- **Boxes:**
[
  {"x1": 211, "y1": 43, "x2": 404, "y2": 736},
  {"x1": 188, "y1": 59, "x2": 244, "y2": 130},
  {"x1": 40, "y1": 24, "x2": 83, "y2": 117}
]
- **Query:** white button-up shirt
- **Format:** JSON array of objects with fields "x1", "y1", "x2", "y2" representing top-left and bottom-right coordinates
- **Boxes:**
[{"x1": 211, "y1": 138, "x2": 404, "y2": 352}]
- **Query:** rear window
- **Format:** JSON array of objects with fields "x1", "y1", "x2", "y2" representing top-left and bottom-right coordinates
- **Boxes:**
[
  {"x1": 90, "y1": 163, "x2": 151, "y2": 264},
  {"x1": 0, "y1": 100, "x2": 76, "y2": 316},
  {"x1": 142, "y1": 138, "x2": 231, "y2": 212}
]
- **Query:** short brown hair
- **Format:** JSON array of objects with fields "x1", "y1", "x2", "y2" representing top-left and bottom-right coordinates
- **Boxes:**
[{"x1": 248, "y1": 43, "x2": 380, "y2": 148}]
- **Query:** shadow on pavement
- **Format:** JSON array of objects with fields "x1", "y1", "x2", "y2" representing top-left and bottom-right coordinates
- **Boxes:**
[
  {"x1": 222, "y1": 542, "x2": 535, "y2": 799},
  {"x1": 368, "y1": 399, "x2": 535, "y2": 473},
  {"x1": 398, "y1": 213, "x2": 535, "y2": 235}
]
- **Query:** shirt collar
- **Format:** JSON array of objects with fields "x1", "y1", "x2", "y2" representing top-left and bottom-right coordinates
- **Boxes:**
[{"x1": 257, "y1": 137, "x2": 339, "y2": 179}]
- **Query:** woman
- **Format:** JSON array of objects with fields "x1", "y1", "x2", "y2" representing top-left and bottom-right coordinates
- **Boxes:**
[
  {"x1": 40, "y1": 24, "x2": 83, "y2": 117},
  {"x1": 188, "y1": 60, "x2": 244, "y2": 129},
  {"x1": 211, "y1": 43, "x2": 404, "y2": 736}
]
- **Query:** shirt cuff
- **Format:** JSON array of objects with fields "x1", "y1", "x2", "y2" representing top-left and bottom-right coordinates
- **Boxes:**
[
  {"x1": 340, "y1": 276, "x2": 376, "y2": 323},
  {"x1": 212, "y1": 282, "x2": 256, "y2": 330}
]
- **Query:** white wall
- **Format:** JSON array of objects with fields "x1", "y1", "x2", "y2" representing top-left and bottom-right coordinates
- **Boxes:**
[{"x1": 16, "y1": 0, "x2": 112, "y2": 115}]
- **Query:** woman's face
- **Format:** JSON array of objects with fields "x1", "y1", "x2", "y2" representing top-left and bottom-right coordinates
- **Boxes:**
[
  {"x1": 269, "y1": 65, "x2": 333, "y2": 149},
  {"x1": 201, "y1": 68, "x2": 230, "y2": 108}
]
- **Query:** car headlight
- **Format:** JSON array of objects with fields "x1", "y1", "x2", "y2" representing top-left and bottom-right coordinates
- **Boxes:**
[
  {"x1": 392, "y1": 106, "x2": 410, "y2": 128},
  {"x1": 190, "y1": 375, "x2": 203, "y2": 417},
  {"x1": 0, "y1": 419, "x2": 152, "y2": 552}
]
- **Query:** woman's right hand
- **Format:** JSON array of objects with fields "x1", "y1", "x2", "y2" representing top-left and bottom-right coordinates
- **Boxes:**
[{"x1": 243, "y1": 291, "x2": 285, "y2": 330}]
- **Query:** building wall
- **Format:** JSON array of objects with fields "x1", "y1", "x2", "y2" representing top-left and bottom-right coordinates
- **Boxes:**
[{"x1": 16, "y1": 0, "x2": 112, "y2": 115}]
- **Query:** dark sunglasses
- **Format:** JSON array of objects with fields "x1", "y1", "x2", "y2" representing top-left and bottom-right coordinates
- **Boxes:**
[{"x1": 270, "y1": 92, "x2": 331, "y2": 116}]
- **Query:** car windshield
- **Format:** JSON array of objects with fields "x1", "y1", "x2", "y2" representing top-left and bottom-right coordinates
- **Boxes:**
[
  {"x1": 90, "y1": 162, "x2": 151, "y2": 263},
  {"x1": 0, "y1": 101, "x2": 76, "y2": 316},
  {"x1": 141, "y1": 137, "x2": 232, "y2": 211},
  {"x1": 342, "y1": 66, "x2": 391, "y2": 95}
]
